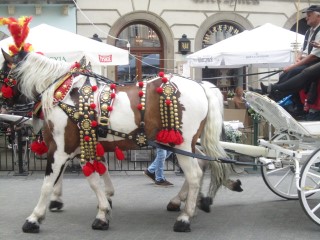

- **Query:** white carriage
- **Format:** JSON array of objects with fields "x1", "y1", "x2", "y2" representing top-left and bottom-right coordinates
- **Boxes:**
[{"x1": 221, "y1": 91, "x2": 320, "y2": 226}]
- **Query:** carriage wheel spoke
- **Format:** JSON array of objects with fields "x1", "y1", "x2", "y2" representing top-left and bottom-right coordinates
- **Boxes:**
[{"x1": 274, "y1": 168, "x2": 291, "y2": 188}]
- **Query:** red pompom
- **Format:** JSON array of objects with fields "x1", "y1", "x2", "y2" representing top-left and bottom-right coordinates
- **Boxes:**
[
  {"x1": 137, "y1": 104, "x2": 143, "y2": 110},
  {"x1": 96, "y1": 143, "x2": 104, "y2": 157},
  {"x1": 82, "y1": 162, "x2": 95, "y2": 177},
  {"x1": 84, "y1": 136, "x2": 91, "y2": 142},
  {"x1": 107, "y1": 106, "x2": 113, "y2": 111},
  {"x1": 90, "y1": 103, "x2": 96, "y2": 109},
  {"x1": 93, "y1": 160, "x2": 107, "y2": 175},
  {"x1": 156, "y1": 87, "x2": 163, "y2": 94},
  {"x1": 158, "y1": 72, "x2": 164, "y2": 77},
  {"x1": 111, "y1": 92, "x2": 116, "y2": 98},
  {"x1": 1, "y1": 85, "x2": 13, "y2": 98},
  {"x1": 110, "y1": 83, "x2": 116, "y2": 90},
  {"x1": 162, "y1": 77, "x2": 168, "y2": 83},
  {"x1": 4, "y1": 78, "x2": 9, "y2": 83},
  {"x1": 30, "y1": 140, "x2": 48, "y2": 155},
  {"x1": 115, "y1": 146, "x2": 125, "y2": 160},
  {"x1": 92, "y1": 85, "x2": 98, "y2": 91},
  {"x1": 138, "y1": 91, "x2": 144, "y2": 97},
  {"x1": 91, "y1": 120, "x2": 98, "y2": 127},
  {"x1": 12, "y1": 80, "x2": 17, "y2": 85},
  {"x1": 73, "y1": 62, "x2": 81, "y2": 69},
  {"x1": 138, "y1": 81, "x2": 144, "y2": 88},
  {"x1": 165, "y1": 99, "x2": 171, "y2": 106}
]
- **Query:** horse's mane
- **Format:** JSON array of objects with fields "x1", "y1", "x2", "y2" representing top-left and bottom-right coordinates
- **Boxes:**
[{"x1": 12, "y1": 52, "x2": 73, "y2": 117}]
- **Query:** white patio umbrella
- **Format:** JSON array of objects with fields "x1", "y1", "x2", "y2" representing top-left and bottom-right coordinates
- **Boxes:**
[
  {"x1": 0, "y1": 23, "x2": 129, "y2": 66},
  {"x1": 187, "y1": 23, "x2": 304, "y2": 68}
]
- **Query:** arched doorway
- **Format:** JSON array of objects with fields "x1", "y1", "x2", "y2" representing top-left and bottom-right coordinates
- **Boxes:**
[
  {"x1": 201, "y1": 22, "x2": 246, "y2": 93},
  {"x1": 115, "y1": 23, "x2": 163, "y2": 82}
]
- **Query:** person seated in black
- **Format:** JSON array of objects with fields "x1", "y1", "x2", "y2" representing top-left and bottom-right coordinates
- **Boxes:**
[{"x1": 261, "y1": 5, "x2": 320, "y2": 111}]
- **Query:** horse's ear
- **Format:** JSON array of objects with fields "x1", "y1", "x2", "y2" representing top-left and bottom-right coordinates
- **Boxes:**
[{"x1": 1, "y1": 49, "x2": 14, "y2": 64}]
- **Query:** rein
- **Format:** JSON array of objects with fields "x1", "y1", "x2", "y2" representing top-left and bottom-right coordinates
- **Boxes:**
[{"x1": 202, "y1": 69, "x2": 282, "y2": 81}]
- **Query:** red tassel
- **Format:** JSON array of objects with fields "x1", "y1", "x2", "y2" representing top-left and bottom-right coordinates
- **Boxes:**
[
  {"x1": 96, "y1": 143, "x2": 104, "y2": 157},
  {"x1": 1, "y1": 85, "x2": 13, "y2": 98},
  {"x1": 174, "y1": 131, "x2": 184, "y2": 145},
  {"x1": 156, "y1": 129, "x2": 169, "y2": 143},
  {"x1": 93, "y1": 160, "x2": 107, "y2": 175},
  {"x1": 167, "y1": 129, "x2": 177, "y2": 144},
  {"x1": 82, "y1": 162, "x2": 95, "y2": 177},
  {"x1": 30, "y1": 140, "x2": 48, "y2": 155},
  {"x1": 115, "y1": 146, "x2": 125, "y2": 160}
]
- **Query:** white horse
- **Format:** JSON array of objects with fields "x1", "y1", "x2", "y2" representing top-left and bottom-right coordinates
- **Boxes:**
[{"x1": 3, "y1": 50, "x2": 236, "y2": 233}]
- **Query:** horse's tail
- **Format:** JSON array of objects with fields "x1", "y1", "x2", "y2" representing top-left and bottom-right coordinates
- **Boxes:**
[{"x1": 200, "y1": 82, "x2": 232, "y2": 200}]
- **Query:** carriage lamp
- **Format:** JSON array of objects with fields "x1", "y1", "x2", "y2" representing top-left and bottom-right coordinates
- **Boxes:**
[{"x1": 178, "y1": 34, "x2": 191, "y2": 55}]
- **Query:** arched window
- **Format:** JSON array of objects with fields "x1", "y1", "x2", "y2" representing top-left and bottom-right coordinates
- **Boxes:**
[
  {"x1": 116, "y1": 23, "x2": 163, "y2": 82},
  {"x1": 201, "y1": 22, "x2": 246, "y2": 92}
]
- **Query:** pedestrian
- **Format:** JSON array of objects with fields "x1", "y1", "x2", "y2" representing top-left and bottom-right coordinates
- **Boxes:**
[{"x1": 144, "y1": 148, "x2": 173, "y2": 186}]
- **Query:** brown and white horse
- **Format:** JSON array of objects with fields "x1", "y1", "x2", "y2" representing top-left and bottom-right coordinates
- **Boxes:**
[{"x1": 2, "y1": 50, "x2": 239, "y2": 233}]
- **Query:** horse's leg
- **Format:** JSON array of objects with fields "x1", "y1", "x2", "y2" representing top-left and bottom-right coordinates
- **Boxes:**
[
  {"x1": 22, "y1": 150, "x2": 69, "y2": 233},
  {"x1": 173, "y1": 155, "x2": 203, "y2": 232},
  {"x1": 167, "y1": 158, "x2": 206, "y2": 212},
  {"x1": 49, "y1": 162, "x2": 69, "y2": 212},
  {"x1": 100, "y1": 169, "x2": 114, "y2": 208},
  {"x1": 167, "y1": 179, "x2": 188, "y2": 212},
  {"x1": 85, "y1": 170, "x2": 111, "y2": 230}
]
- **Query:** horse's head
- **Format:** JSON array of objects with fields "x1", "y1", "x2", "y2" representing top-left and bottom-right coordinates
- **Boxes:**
[{"x1": 0, "y1": 49, "x2": 33, "y2": 113}]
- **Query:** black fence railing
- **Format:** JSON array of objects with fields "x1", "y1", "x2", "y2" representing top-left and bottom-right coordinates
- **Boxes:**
[{"x1": 0, "y1": 126, "x2": 178, "y2": 174}]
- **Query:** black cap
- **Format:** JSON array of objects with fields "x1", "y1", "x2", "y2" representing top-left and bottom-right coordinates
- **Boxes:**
[{"x1": 302, "y1": 5, "x2": 320, "y2": 13}]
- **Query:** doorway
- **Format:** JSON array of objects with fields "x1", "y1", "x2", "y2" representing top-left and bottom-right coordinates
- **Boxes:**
[{"x1": 116, "y1": 23, "x2": 163, "y2": 82}]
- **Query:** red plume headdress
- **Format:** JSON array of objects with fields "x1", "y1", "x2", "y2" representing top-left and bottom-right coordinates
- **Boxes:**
[{"x1": 0, "y1": 16, "x2": 33, "y2": 55}]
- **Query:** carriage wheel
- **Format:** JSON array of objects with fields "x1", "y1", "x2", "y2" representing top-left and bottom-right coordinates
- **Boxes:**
[
  {"x1": 298, "y1": 148, "x2": 320, "y2": 226},
  {"x1": 261, "y1": 160, "x2": 299, "y2": 200},
  {"x1": 261, "y1": 133, "x2": 300, "y2": 200}
]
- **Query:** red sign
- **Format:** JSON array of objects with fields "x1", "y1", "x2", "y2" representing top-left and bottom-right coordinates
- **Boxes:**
[{"x1": 99, "y1": 54, "x2": 112, "y2": 62}]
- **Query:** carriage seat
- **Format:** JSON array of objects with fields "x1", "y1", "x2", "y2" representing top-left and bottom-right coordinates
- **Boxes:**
[{"x1": 298, "y1": 121, "x2": 320, "y2": 135}]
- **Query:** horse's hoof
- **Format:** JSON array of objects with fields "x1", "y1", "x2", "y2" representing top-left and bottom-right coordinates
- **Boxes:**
[
  {"x1": 92, "y1": 218, "x2": 109, "y2": 230},
  {"x1": 22, "y1": 220, "x2": 40, "y2": 233},
  {"x1": 198, "y1": 197, "x2": 212, "y2": 213},
  {"x1": 49, "y1": 200, "x2": 64, "y2": 212},
  {"x1": 232, "y1": 179, "x2": 243, "y2": 192},
  {"x1": 167, "y1": 202, "x2": 181, "y2": 212},
  {"x1": 173, "y1": 220, "x2": 191, "y2": 232}
]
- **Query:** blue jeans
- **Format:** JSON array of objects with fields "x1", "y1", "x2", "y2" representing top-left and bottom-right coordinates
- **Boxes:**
[{"x1": 148, "y1": 148, "x2": 172, "y2": 182}]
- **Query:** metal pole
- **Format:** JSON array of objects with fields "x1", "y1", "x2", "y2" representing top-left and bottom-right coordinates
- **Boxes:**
[{"x1": 14, "y1": 128, "x2": 28, "y2": 176}]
